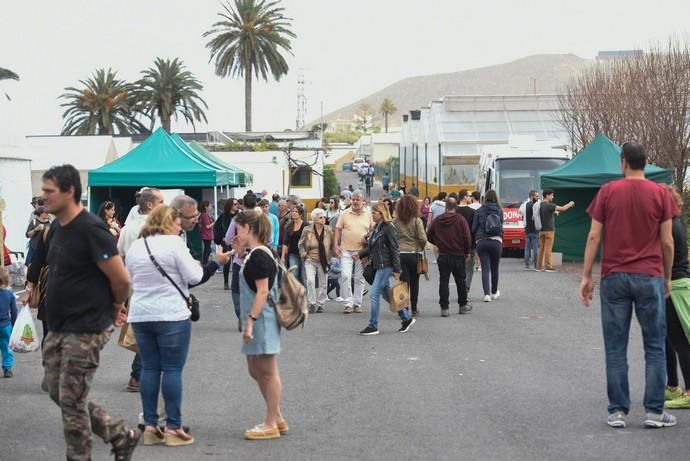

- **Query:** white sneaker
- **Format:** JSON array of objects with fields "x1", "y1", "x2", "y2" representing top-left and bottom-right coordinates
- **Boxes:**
[
  {"x1": 335, "y1": 297, "x2": 344, "y2": 302},
  {"x1": 483, "y1": 295, "x2": 491, "y2": 302},
  {"x1": 491, "y1": 290, "x2": 501, "y2": 300}
]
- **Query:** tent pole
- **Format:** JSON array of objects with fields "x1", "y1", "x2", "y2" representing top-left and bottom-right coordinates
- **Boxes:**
[
  {"x1": 87, "y1": 186, "x2": 91, "y2": 212},
  {"x1": 213, "y1": 187, "x2": 218, "y2": 219}
]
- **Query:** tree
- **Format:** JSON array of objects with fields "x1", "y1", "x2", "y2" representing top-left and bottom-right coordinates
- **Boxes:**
[
  {"x1": 559, "y1": 40, "x2": 690, "y2": 188},
  {"x1": 0, "y1": 67, "x2": 19, "y2": 101},
  {"x1": 379, "y1": 98, "x2": 397, "y2": 133},
  {"x1": 203, "y1": 0, "x2": 296, "y2": 132},
  {"x1": 134, "y1": 58, "x2": 208, "y2": 132},
  {"x1": 59, "y1": 68, "x2": 148, "y2": 135},
  {"x1": 353, "y1": 103, "x2": 374, "y2": 133}
]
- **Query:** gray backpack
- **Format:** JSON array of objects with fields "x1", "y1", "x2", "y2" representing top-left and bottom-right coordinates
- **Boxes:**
[{"x1": 532, "y1": 200, "x2": 543, "y2": 231}]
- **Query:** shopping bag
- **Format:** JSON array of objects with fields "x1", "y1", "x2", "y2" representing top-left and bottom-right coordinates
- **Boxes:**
[
  {"x1": 389, "y1": 282, "x2": 410, "y2": 313},
  {"x1": 117, "y1": 323, "x2": 138, "y2": 353},
  {"x1": 9, "y1": 305, "x2": 40, "y2": 352}
]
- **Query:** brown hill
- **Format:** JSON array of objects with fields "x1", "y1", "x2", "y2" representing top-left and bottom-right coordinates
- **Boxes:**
[{"x1": 317, "y1": 54, "x2": 593, "y2": 129}]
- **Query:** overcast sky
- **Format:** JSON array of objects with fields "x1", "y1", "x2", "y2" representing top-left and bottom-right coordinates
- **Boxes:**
[{"x1": 1, "y1": 0, "x2": 690, "y2": 145}]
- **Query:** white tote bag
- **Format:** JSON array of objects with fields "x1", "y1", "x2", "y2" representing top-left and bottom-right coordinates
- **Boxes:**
[{"x1": 9, "y1": 305, "x2": 40, "y2": 353}]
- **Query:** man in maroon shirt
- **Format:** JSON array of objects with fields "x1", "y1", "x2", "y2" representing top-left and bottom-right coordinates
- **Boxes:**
[{"x1": 579, "y1": 142, "x2": 678, "y2": 429}]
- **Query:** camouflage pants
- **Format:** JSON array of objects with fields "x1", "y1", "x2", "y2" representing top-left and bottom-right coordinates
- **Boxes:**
[{"x1": 43, "y1": 329, "x2": 125, "y2": 461}]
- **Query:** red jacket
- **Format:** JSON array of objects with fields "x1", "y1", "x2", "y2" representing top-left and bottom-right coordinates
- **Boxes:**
[{"x1": 427, "y1": 212, "x2": 471, "y2": 257}]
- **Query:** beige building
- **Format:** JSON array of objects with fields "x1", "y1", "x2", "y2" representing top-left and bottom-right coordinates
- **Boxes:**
[{"x1": 356, "y1": 132, "x2": 399, "y2": 166}]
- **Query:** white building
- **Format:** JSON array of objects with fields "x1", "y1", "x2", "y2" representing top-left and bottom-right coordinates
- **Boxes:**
[
  {"x1": 23, "y1": 135, "x2": 121, "y2": 198},
  {"x1": 213, "y1": 149, "x2": 324, "y2": 209},
  {"x1": 0, "y1": 151, "x2": 32, "y2": 257},
  {"x1": 399, "y1": 94, "x2": 568, "y2": 198}
]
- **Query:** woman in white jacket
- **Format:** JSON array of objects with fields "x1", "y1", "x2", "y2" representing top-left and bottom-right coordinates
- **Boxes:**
[{"x1": 126, "y1": 205, "x2": 202, "y2": 447}]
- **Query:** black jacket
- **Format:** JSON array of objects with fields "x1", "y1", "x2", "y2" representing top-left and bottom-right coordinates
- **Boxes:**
[
  {"x1": 358, "y1": 222, "x2": 401, "y2": 273},
  {"x1": 472, "y1": 203, "x2": 504, "y2": 241}
]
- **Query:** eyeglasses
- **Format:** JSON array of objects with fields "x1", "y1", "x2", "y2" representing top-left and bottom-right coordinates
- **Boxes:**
[
  {"x1": 181, "y1": 212, "x2": 200, "y2": 220},
  {"x1": 317, "y1": 215, "x2": 326, "y2": 219}
]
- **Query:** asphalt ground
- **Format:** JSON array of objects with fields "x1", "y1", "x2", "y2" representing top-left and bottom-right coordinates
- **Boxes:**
[{"x1": 2, "y1": 256, "x2": 690, "y2": 461}]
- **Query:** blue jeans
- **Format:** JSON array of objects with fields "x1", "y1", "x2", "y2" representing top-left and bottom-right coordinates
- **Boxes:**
[
  {"x1": 476, "y1": 239, "x2": 502, "y2": 296},
  {"x1": 600, "y1": 273, "x2": 666, "y2": 414},
  {"x1": 132, "y1": 320, "x2": 192, "y2": 429},
  {"x1": 368, "y1": 266, "x2": 411, "y2": 329},
  {"x1": 524, "y1": 232, "x2": 538, "y2": 268},
  {"x1": 288, "y1": 253, "x2": 306, "y2": 287},
  {"x1": 0, "y1": 324, "x2": 13, "y2": 369}
]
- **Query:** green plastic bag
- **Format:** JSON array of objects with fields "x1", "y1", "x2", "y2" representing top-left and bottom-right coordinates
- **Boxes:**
[{"x1": 670, "y1": 278, "x2": 690, "y2": 343}]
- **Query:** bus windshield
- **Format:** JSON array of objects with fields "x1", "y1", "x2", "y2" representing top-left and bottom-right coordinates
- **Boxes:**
[{"x1": 495, "y1": 158, "x2": 568, "y2": 208}]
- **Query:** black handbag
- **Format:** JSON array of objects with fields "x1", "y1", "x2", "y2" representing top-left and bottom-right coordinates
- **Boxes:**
[
  {"x1": 144, "y1": 237, "x2": 200, "y2": 321},
  {"x1": 363, "y1": 260, "x2": 376, "y2": 285}
]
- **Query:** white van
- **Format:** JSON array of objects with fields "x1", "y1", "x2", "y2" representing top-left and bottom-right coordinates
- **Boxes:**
[{"x1": 352, "y1": 158, "x2": 365, "y2": 170}]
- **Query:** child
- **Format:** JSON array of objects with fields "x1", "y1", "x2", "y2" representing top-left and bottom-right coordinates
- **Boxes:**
[
  {"x1": 327, "y1": 257, "x2": 342, "y2": 302},
  {"x1": 0, "y1": 267, "x2": 17, "y2": 378}
]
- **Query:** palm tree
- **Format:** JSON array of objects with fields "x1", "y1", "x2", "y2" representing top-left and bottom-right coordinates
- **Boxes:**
[
  {"x1": 60, "y1": 69, "x2": 148, "y2": 135},
  {"x1": 203, "y1": 0, "x2": 296, "y2": 132},
  {"x1": 0, "y1": 67, "x2": 19, "y2": 101},
  {"x1": 380, "y1": 98, "x2": 397, "y2": 133},
  {"x1": 134, "y1": 58, "x2": 208, "y2": 132}
]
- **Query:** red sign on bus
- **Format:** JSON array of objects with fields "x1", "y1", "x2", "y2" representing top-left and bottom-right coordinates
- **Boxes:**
[{"x1": 503, "y1": 208, "x2": 521, "y2": 223}]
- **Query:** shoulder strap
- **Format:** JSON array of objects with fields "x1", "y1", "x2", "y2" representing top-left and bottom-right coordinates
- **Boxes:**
[
  {"x1": 248, "y1": 245, "x2": 288, "y2": 273},
  {"x1": 143, "y1": 237, "x2": 188, "y2": 303}
]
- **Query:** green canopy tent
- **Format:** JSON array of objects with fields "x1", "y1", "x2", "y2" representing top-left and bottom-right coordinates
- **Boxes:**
[
  {"x1": 88, "y1": 128, "x2": 243, "y2": 218},
  {"x1": 187, "y1": 140, "x2": 253, "y2": 186},
  {"x1": 540, "y1": 134, "x2": 673, "y2": 261}
]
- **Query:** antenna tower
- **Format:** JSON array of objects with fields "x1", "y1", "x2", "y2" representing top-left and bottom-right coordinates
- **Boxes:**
[{"x1": 296, "y1": 72, "x2": 306, "y2": 130}]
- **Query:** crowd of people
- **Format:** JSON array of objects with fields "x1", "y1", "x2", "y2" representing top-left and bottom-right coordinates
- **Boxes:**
[{"x1": 2, "y1": 143, "x2": 690, "y2": 458}]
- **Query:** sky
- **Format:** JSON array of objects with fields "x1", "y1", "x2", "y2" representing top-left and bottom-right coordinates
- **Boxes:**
[{"x1": 2, "y1": 0, "x2": 690, "y2": 145}]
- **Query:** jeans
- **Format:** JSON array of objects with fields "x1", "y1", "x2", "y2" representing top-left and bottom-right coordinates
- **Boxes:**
[
  {"x1": 305, "y1": 259, "x2": 328, "y2": 307},
  {"x1": 537, "y1": 231, "x2": 555, "y2": 270},
  {"x1": 399, "y1": 253, "x2": 421, "y2": 310},
  {"x1": 341, "y1": 250, "x2": 365, "y2": 307},
  {"x1": 231, "y1": 262, "x2": 241, "y2": 319},
  {"x1": 0, "y1": 323, "x2": 13, "y2": 369},
  {"x1": 438, "y1": 254, "x2": 468, "y2": 308},
  {"x1": 600, "y1": 272, "x2": 666, "y2": 414},
  {"x1": 476, "y1": 239, "x2": 502, "y2": 296},
  {"x1": 130, "y1": 353, "x2": 142, "y2": 380},
  {"x1": 524, "y1": 232, "x2": 538, "y2": 268},
  {"x1": 465, "y1": 248, "x2": 476, "y2": 291},
  {"x1": 132, "y1": 320, "x2": 192, "y2": 429},
  {"x1": 287, "y1": 253, "x2": 306, "y2": 287},
  {"x1": 327, "y1": 278, "x2": 341, "y2": 297},
  {"x1": 368, "y1": 266, "x2": 411, "y2": 329}
]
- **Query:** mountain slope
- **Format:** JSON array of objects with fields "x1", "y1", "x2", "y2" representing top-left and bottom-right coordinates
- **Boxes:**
[{"x1": 318, "y1": 54, "x2": 593, "y2": 129}]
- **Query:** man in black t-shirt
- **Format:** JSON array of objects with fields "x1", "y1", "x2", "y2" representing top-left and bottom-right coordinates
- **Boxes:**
[
  {"x1": 537, "y1": 189, "x2": 574, "y2": 272},
  {"x1": 23, "y1": 165, "x2": 140, "y2": 460},
  {"x1": 457, "y1": 189, "x2": 476, "y2": 291}
]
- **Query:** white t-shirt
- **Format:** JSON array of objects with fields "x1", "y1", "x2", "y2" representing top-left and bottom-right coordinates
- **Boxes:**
[
  {"x1": 117, "y1": 213, "x2": 147, "y2": 258},
  {"x1": 126, "y1": 234, "x2": 203, "y2": 323}
]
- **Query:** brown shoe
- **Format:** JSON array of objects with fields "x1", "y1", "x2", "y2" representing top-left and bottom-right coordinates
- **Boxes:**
[
  {"x1": 277, "y1": 419, "x2": 289, "y2": 434},
  {"x1": 164, "y1": 428, "x2": 195, "y2": 447},
  {"x1": 125, "y1": 377, "x2": 140, "y2": 393},
  {"x1": 244, "y1": 423, "x2": 280, "y2": 440}
]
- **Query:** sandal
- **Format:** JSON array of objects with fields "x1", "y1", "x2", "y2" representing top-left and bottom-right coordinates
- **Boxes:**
[
  {"x1": 143, "y1": 426, "x2": 165, "y2": 446},
  {"x1": 244, "y1": 423, "x2": 280, "y2": 440},
  {"x1": 277, "y1": 419, "x2": 289, "y2": 434},
  {"x1": 164, "y1": 428, "x2": 195, "y2": 447}
]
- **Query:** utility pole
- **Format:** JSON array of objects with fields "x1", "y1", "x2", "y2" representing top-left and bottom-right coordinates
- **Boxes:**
[{"x1": 296, "y1": 72, "x2": 306, "y2": 130}]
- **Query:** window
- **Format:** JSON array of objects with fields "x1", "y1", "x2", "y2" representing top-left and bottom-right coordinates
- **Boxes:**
[{"x1": 291, "y1": 166, "x2": 312, "y2": 188}]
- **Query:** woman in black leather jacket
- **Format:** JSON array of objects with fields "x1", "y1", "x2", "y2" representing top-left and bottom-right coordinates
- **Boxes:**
[{"x1": 356, "y1": 202, "x2": 415, "y2": 335}]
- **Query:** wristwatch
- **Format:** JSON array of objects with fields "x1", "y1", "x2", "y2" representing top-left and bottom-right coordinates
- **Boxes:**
[{"x1": 248, "y1": 314, "x2": 258, "y2": 322}]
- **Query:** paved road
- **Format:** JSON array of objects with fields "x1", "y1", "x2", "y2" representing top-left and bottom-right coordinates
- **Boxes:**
[
  {"x1": 335, "y1": 170, "x2": 385, "y2": 201},
  {"x1": 2, "y1": 259, "x2": 689, "y2": 460}
]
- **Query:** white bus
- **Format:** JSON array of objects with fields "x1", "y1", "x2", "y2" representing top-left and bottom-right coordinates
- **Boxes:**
[{"x1": 477, "y1": 138, "x2": 571, "y2": 249}]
